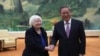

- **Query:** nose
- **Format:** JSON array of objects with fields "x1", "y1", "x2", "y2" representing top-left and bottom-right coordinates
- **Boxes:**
[{"x1": 38, "y1": 22, "x2": 42, "y2": 24}]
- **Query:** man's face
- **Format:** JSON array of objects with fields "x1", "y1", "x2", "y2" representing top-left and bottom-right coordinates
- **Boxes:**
[{"x1": 60, "y1": 8, "x2": 71, "y2": 21}]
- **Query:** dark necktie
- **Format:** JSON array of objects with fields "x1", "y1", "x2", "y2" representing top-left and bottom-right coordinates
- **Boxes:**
[{"x1": 66, "y1": 22, "x2": 70, "y2": 38}]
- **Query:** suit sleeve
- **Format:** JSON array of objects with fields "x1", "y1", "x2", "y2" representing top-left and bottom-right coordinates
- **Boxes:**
[
  {"x1": 79, "y1": 22, "x2": 86, "y2": 54},
  {"x1": 25, "y1": 30, "x2": 45, "y2": 53},
  {"x1": 50, "y1": 25, "x2": 59, "y2": 45}
]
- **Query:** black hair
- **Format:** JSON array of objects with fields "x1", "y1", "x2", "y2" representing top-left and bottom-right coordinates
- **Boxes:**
[
  {"x1": 59, "y1": 5, "x2": 72, "y2": 13},
  {"x1": 35, "y1": 13, "x2": 41, "y2": 16}
]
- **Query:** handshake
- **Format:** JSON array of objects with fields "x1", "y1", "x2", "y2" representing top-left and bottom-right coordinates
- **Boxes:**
[{"x1": 45, "y1": 45, "x2": 55, "y2": 51}]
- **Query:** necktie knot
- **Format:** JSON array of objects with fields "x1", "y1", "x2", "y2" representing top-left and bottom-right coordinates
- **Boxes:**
[{"x1": 66, "y1": 22, "x2": 69, "y2": 24}]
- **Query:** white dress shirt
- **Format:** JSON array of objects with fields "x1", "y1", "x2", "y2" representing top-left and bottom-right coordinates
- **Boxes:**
[{"x1": 64, "y1": 18, "x2": 72, "y2": 31}]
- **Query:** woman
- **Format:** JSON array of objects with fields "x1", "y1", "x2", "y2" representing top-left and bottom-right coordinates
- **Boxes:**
[{"x1": 22, "y1": 15, "x2": 49, "y2": 56}]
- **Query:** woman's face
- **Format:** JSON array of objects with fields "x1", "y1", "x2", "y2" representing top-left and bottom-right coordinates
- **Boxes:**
[{"x1": 32, "y1": 18, "x2": 42, "y2": 29}]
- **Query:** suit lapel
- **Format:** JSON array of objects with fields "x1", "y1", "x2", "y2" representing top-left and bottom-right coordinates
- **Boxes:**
[
  {"x1": 41, "y1": 29, "x2": 46, "y2": 41},
  {"x1": 60, "y1": 20, "x2": 68, "y2": 38},
  {"x1": 69, "y1": 19, "x2": 74, "y2": 37}
]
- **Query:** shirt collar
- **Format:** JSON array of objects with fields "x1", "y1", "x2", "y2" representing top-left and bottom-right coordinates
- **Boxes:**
[{"x1": 64, "y1": 18, "x2": 72, "y2": 24}]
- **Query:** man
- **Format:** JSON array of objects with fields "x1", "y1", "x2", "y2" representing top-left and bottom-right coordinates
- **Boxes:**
[{"x1": 48, "y1": 6, "x2": 86, "y2": 56}]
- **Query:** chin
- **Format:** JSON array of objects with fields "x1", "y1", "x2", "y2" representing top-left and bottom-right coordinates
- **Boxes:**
[
  {"x1": 38, "y1": 26, "x2": 42, "y2": 28},
  {"x1": 64, "y1": 19, "x2": 69, "y2": 21}
]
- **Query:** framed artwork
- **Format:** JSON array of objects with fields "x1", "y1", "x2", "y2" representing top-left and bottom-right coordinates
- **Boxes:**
[{"x1": 0, "y1": 0, "x2": 100, "y2": 31}]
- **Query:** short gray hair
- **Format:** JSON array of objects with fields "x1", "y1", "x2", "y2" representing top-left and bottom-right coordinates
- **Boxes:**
[{"x1": 29, "y1": 15, "x2": 42, "y2": 26}]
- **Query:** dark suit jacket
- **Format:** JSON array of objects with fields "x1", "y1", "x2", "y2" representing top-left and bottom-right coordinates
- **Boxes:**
[
  {"x1": 22, "y1": 27, "x2": 49, "y2": 56},
  {"x1": 50, "y1": 19, "x2": 86, "y2": 56}
]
